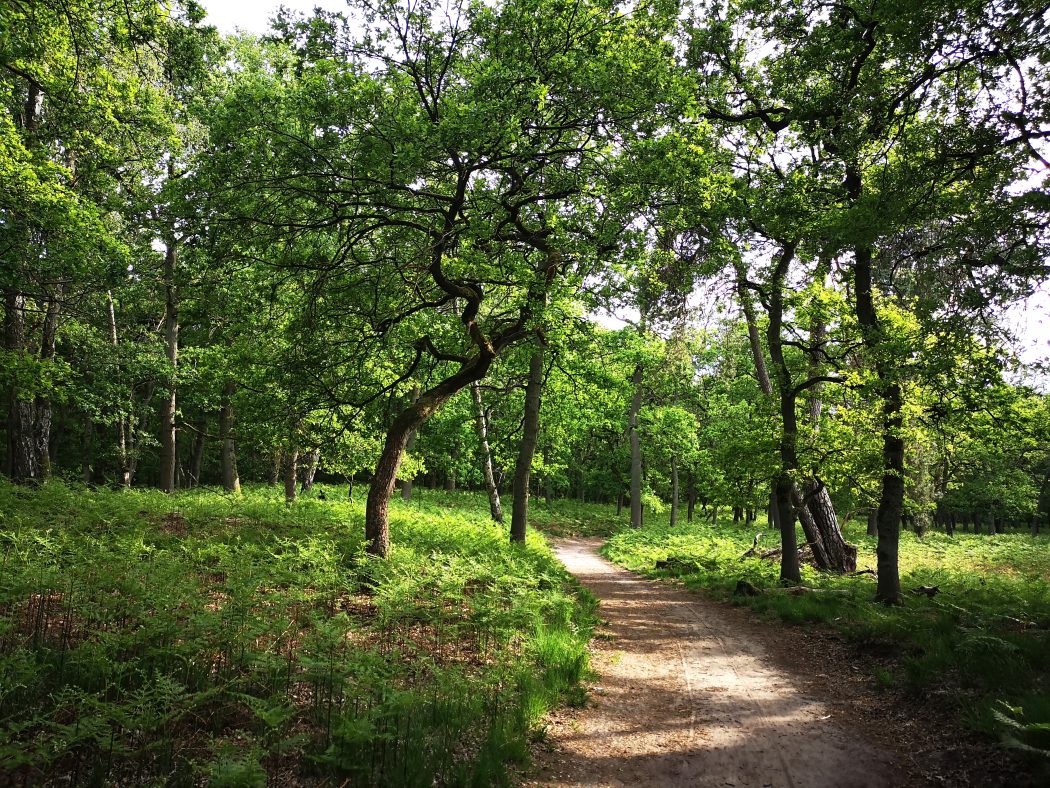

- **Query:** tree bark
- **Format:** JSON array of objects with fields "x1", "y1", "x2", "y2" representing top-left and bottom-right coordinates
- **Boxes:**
[
  {"x1": 158, "y1": 242, "x2": 178, "y2": 494},
  {"x1": 219, "y1": 380, "x2": 240, "y2": 493},
  {"x1": 283, "y1": 445, "x2": 298, "y2": 504},
  {"x1": 853, "y1": 222, "x2": 904, "y2": 604},
  {"x1": 4, "y1": 289, "x2": 36, "y2": 482},
  {"x1": 737, "y1": 257, "x2": 855, "y2": 574},
  {"x1": 302, "y1": 448, "x2": 320, "y2": 491},
  {"x1": 687, "y1": 471, "x2": 696, "y2": 522},
  {"x1": 511, "y1": 343, "x2": 544, "y2": 541},
  {"x1": 106, "y1": 292, "x2": 132, "y2": 487},
  {"x1": 366, "y1": 351, "x2": 505, "y2": 557},
  {"x1": 670, "y1": 454, "x2": 680, "y2": 526},
  {"x1": 33, "y1": 287, "x2": 62, "y2": 480},
  {"x1": 188, "y1": 415, "x2": 207, "y2": 487},
  {"x1": 400, "y1": 386, "x2": 420, "y2": 501},
  {"x1": 472, "y1": 381, "x2": 504, "y2": 524},
  {"x1": 629, "y1": 363, "x2": 644, "y2": 528}
]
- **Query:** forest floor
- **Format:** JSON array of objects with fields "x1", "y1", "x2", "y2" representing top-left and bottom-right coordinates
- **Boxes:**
[{"x1": 524, "y1": 537, "x2": 1037, "y2": 788}]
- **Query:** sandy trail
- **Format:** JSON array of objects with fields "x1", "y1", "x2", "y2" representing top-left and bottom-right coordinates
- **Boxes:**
[{"x1": 525, "y1": 538, "x2": 906, "y2": 788}]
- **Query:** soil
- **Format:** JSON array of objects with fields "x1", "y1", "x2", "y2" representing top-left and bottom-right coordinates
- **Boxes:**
[{"x1": 523, "y1": 537, "x2": 1039, "y2": 788}]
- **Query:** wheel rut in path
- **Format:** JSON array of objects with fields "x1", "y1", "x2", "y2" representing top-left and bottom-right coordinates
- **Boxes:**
[{"x1": 524, "y1": 537, "x2": 907, "y2": 788}]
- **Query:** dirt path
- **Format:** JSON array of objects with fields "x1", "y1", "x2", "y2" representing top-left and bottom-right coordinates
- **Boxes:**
[{"x1": 525, "y1": 538, "x2": 908, "y2": 788}]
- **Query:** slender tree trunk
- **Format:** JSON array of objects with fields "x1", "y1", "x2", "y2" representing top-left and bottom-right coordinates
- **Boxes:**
[
  {"x1": 511, "y1": 344, "x2": 544, "y2": 542},
  {"x1": 737, "y1": 260, "x2": 855, "y2": 573},
  {"x1": 471, "y1": 381, "x2": 503, "y2": 524},
  {"x1": 158, "y1": 242, "x2": 178, "y2": 494},
  {"x1": 687, "y1": 472, "x2": 696, "y2": 522},
  {"x1": 400, "y1": 386, "x2": 420, "y2": 501},
  {"x1": 629, "y1": 363, "x2": 644, "y2": 528},
  {"x1": 445, "y1": 440, "x2": 459, "y2": 491},
  {"x1": 853, "y1": 224, "x2": 904, "y2": 604},
  {"x1": 33, "y1": 287, "x2": 62, "y2": 480},
  {"x1": 4, "y1": 289, "x2": 36, "y2": 481},
  {"x1": 670, "y1": 454, "x2": 679, "y2": 526},
  {"x1": 125, "y1": 383, "x2": 155, "y2": 487},
  {"x1": 81, "y1": 416, "x2": 94, "y2": 484},
  {"x1": 188, "y1": 416, "x2": 207, "y2": 487},
  {"x1": 107, "y1": 292, "x2": 132, "y2": 487},
  {"x1": 219, "y1": 380, "x2": 240, "y2": 493},
  {"x1": 268, "y1": 450, "x2": 280, "y2": 486}
]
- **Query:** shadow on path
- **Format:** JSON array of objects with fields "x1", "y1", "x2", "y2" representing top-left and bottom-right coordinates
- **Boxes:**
[{"x1": 524, "y1": 538, "x2": 907, "y2": 788}]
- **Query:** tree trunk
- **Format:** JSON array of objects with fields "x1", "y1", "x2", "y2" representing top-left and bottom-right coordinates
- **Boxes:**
[
  {"x1": 106, "y1": 292, "x2": 132, "y2": 487},
  {"x1": 4, "y1": 289, "x2": 36, "y2": 482},
  {"x1": 803, "y1": 482, "x2": 857, "y2": 571},
  {"x1": 511, "y1": 344, "x2": 544, "y2": 542},
  {"x1": 400, "y1": 386, "x2": 420, "y2": 501},
  {"x1": 853, "y1": 229, "x2": 905, "y2": 603},
  {"x1": 738, "y1": 257, "x2": 855, "y2": 574},
  {"x1": 33, "y1": 287, "x2": 62, "y2": 480},
  {"x1": 366, "y1": 346, "x2": 506, "y2": 557},
  {"x1": 268, "y1": 450, "x2": 280, "y2": 486},
  {"x1": 188, "y1": 415, "x2": 207, "y2": 487},
  {"x1": 302, "y1": 448, "x2": 320, "y2": 491},
  {"x1": 670, "y1": 454, "x2": 679, "y2": 526},
  {"x1": 629, "y1": 363, "x2": 644, "y2": 528},
  {"x1": 445, "y1": 441, "x2": 458, "y2": 491},
  {"x1": 471, "y1": 381, "x2": 504, "y2": 524},
  {"x1": 158, "y1": 242, "x2": 178, "y2": 494},
  {"x1": 284, "y1": 446, "x2": 298, "y2": 504},
  {"x1": 687, "y1": 472, "x2": 696, "y2": 522},
  {"x1": 867, "y1": 509, "x2": 878, "y2": 537},
  {"x1": 774, "y1": 474, "x2": 800, "y2": 583},
  {"x1": 81, "y1": 416, "x2": 94, "y2": 484},
  {"x1": 219, "y1": 380, "x2": 240, "y2": 493}
]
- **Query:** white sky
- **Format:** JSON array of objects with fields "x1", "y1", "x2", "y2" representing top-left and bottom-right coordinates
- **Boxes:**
[{"x1": 199, "y1": 0, "x2": 351, "y2": 34}]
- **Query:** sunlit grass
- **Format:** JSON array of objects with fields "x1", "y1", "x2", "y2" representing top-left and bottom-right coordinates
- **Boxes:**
[{"x1": 0, "y1": 481, "x2": 597, "y2": 785}]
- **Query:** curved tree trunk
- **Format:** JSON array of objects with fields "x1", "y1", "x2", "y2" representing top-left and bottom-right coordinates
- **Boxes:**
[
  {"x1": 472, "y1": 381, "x2": 503, "y2": 524},
  {"x1": 511, "y1": 343, "x2": 543, "y2": 541},
  {"x1": 366, "y1": 352, "x2": 502, "y2": 557}
]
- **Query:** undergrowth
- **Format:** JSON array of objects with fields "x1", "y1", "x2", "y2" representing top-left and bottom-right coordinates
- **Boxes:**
[
  {"x1": 604, "y1": 517, "x2": 1050, "y2": 756},
  {"x1": 0, "y1": 481, "x2": 597, "y2": 786}
]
